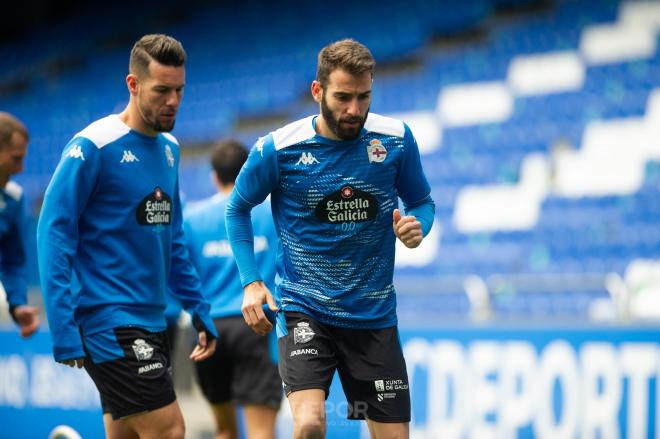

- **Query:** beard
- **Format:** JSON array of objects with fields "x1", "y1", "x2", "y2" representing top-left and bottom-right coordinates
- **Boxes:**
[
  {"x1": 138, "y1": 101, "x2": 176, "y2": 133},
  {"x1": 321, "y1": 94, "x2": 368, "y2": 141}
]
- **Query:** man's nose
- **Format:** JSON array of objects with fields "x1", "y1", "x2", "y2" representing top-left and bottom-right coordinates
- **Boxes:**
[
  {"x1": 166, "y1": 90, "x2": 181, "y2": 107},
  {"x1": 346, "y1": 98, "x2": 360, "y2": 116}
]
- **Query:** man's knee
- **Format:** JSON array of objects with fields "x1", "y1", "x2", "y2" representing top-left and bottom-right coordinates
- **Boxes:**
[
  {"x1": 150, "y1": 416, "x2": 184, "y2": 439},
  {"x1": 295, "y1": 418, "x2": 324, "y2": 439},
  {"x1": 162, "y1": 422, "x2": 185, "y2": 439}
]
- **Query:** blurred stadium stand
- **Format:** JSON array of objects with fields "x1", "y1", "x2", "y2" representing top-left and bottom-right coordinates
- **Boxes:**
[{"x1": 2, "y1": 0, "x2": 660, "y2": 327}]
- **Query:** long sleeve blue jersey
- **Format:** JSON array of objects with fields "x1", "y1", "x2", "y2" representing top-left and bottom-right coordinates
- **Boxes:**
[
  {"x1": 38, "y1": 114, "x2": 216, "y2": 362},
  {"x1": 226, "y1": 113, "x2": 435, "y2": 329},
  {"x1": 184, "y1": 194, "x2": 278, "y2": 318},
  {"x1": 0, "y1": 181, "x2": 27, "y2": 309}
]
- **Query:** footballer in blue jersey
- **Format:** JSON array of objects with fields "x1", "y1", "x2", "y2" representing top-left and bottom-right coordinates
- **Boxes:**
[
  {"x1": 0, "y1": 112, "x2": 39, "y2": 338},
  {"x1": 37, "y1": 35, "x2": 215, "y2": 439},
  {"x1": 184, "y1": 139, "x2": 281, "y2": 439},
  {"x1": 226, "y1": 39, "x2": 434, "y2": 439}
]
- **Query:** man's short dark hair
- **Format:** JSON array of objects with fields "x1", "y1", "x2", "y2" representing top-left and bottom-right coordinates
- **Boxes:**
[
  {"x1": 0, "y1": 112, "x2": 28, "y2": 149},
  {"x1": 129, "y1": 34, "x2": 186, "y2": 78},
  {"x1": 316, "y1": 39, "x2": 375, "y2": 88},
  {"x1": 211, "y1": 139, "x2": 248, "y2": 185}
]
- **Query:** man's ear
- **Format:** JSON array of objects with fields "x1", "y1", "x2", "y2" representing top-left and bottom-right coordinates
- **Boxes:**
[
  {"x1": 126, "y1": 73, "x2": 139, "y2": 96},
  {"x1": 311, "y1": 80, "x2": 323, "y2": 103}
]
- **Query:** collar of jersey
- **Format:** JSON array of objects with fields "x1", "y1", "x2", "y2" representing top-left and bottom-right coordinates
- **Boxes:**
[
  {"x1": 311, "y1": 115, "x2": 367, "y2": 147},
  {"x1": 114, "y1": 115, "x2": 162, "y2": 143}
]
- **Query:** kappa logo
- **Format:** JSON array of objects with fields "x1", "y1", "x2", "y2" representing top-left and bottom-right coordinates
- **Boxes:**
[
  {"x1": 132, "y1": 339, "x2": 154, "y2": 361},
  {"x1": 367, "y1": 139, "x2": 387, "y2": 163},
  {"x1": 65, "y1": 145, "x2": 85, "y2": 161},
  {"x1": 256, "y1": 137, "x2": 266, "y2": 157},
  {"x1": 293, "y1": 322, "x2": 315, "y2": 344},
  {"x1": 165, "y1": 145, "x2": 174, "y2": 167},
  {"x1": 296, "y1": 152, "x2": 320, "y2": 165},
  {"x1": 120, "y1": 150, "x2": 140, "y2": 163}
]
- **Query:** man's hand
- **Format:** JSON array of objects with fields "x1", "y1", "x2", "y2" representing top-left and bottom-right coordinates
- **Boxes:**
[
  {"x1": 59, "y1": 358, "x2": 85, "y2": 368},
  {"x1": 12, "y1": 305, "x2": 40, "y2": 338},
  {"x1": 189, "y1": 331, "x2": 216, "y2": 362},
  {"x1": 393, "y1": 209, "x2": 423, "y2": 249},
  {"x1": 241, "y1": 281, "x2": 278, "y2": 336}
]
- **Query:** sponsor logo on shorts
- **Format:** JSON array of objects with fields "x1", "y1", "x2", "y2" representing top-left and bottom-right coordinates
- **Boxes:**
[
  {"x1": 377, "y1": 392, "x2": 397, "y2": 402},
  {"x1": 375, "y1": 379, "x2": 408, "y2": 403},
  {"x1": 381, "y1": 379, "x2": 409, "y2": 391},
  {"x1": 138, "y1": 362, "x2": 164, "y2": 374},
  {"x1": 290, "y1": 348, "x2": 318, "y2": 357},
  {"x1": 293, "y1": 322, "x2": 315, "y2": 344},
  {"x1": 132, "y1": 339, "x2": 154, "y2": 361}
]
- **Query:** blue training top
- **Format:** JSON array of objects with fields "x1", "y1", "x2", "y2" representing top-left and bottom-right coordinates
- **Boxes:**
[
  {"x1": 0, "y1": 181, "x2": 27, "y2": 309},
  {"x1": 184, "y1": 194, "x2": 278, "y2": 319},
  {"x1": 38, "y1": 114, "x2": 216, "y2": 362},
  {"x1": 226, "y1": 113, "x2": 434, "y2": 330}
]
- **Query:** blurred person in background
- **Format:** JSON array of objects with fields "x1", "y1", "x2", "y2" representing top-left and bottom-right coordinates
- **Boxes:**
[
  {"x1": 0, "y1": 112, "x2": 40, "y2": 338},
  {"x1": 184, "y1": 139, "x2": 281, "y2": 439},
  {"x1": 226, "y1": 39, "x2": 434, "y2": 439},
  {"x1": 37, "y1": 34, "x2": 216, "y2": 439}
]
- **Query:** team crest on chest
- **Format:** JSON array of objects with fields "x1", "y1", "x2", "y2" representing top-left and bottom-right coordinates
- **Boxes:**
[
  {"x1": 165, "y1": 145, "x2": 175, "y2": 167},
  {"x1": 367, "y1": 139, "x2": 387, "y2": 163}
]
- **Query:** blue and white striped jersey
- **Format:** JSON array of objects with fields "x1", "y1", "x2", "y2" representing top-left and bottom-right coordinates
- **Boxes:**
[{"x1": 227, "y1": 113, "x2": 434, "y2": 329}]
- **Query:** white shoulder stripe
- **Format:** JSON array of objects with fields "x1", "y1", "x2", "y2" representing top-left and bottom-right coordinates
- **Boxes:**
[
  {"x1": 162, "y1": 132, "x2": 179, "y2": 145},
  {"x1": 74, "y1": 114, "x2": 130, "y2": 149},
  {"x1": 4, "y1": 181, "x2": 23, "y2": 202},
  {"x1": 364, "y1": 113, "x2": 405, "y2": 138},
  {"x1": 272, "y1": 116, "x2": 316, "y2": 150}
]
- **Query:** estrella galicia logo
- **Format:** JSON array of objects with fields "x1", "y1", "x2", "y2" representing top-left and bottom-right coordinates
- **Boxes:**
[
  {"x1": 314, "y1": 185, "x2": 378, "y2": 223},
  {"x1": 136, "y1": 187, "x2": 172, "y2": 226}
]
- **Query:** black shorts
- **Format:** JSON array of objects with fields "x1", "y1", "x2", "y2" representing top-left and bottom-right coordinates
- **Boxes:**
[
  {"x1": 82, "y1": 327, "x2": 176, "y2": 420},
  {"x1": 278, "y1": 312, "x2": 410, "y2": 423},
  {"x1": 195, "y1": 316, "x2": 281, "y2": 408}
]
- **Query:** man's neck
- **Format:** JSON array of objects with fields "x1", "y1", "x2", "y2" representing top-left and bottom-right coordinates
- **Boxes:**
[
  {"x1": 314, "y1": 115, "x2": 340, "y2": 141},
  {"x1": 0, "y1": 173, "x2": 9, "y2": 189},
  {"x1": 219, "y1": 183, "x2": 234, "y2": 195},
  {"x1": 118, "y1": 104, "x2": 158, "y2": 137}
]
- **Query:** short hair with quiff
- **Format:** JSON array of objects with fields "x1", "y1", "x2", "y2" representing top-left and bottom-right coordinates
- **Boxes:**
[
  {"x1": 316, "y1": 39, "x2": 375, "y2": 88},
  {"x1": 129, "y1": 34, "x2": 186, "y2": 78}
]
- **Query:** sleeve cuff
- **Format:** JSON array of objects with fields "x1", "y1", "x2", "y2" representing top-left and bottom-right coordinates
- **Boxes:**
[{"x1": 192, "y1": 313, "x2": 218, "y2": 339}]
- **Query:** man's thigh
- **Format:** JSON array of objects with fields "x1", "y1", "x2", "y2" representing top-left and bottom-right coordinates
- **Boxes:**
[
  {"x1": 278, "y1": 312, "x2": 337, "y2": 397},
  {"x1": 222, "y1": 316, "x2": 282, "y2": 407},
  {"x1": 83, "y1": 326, "x2": 176, "y2": 420},
  {"x1": 334, "y1": 325, "x2": 411, "y2": 423}
]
